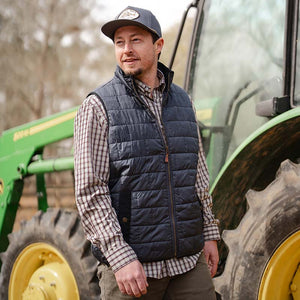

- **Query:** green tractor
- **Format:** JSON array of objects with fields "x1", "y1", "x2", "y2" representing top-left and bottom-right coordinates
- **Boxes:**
[
  {"x1": 0, "y1": 0, "x2": 299, "y2": 299},
  {"x1": 184, "y1": 1, "x2": 300, "y2": 299}
]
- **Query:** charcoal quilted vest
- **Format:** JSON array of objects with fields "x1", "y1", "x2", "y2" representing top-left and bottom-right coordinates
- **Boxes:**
[{"x1": 91, "y1": 64, "x2": 204, "y2": 262}]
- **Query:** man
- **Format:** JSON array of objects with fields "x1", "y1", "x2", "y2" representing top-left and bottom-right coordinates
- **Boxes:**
[{"x1": 74, "y1": 6, "x2": 220, "y2": 299}]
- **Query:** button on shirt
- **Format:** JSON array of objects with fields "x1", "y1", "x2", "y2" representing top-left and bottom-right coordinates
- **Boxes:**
[{"x1": 74, "y1": 70, "x2": 220, "y2": 279}]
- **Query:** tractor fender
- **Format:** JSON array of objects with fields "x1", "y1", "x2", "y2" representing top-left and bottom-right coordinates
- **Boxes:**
[{"x1": 211, "y1": 107, "x2": 300, "y2": 262}]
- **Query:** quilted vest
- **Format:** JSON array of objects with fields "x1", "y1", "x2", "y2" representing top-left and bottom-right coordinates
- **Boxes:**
[{"x1": 90, "y1": 63, "x2": 204, "y2": 262}]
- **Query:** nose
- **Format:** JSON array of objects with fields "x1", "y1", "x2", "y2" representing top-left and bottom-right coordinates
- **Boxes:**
[{"x1": 124, "y1": 42, "x2": 133, "y2": 54}]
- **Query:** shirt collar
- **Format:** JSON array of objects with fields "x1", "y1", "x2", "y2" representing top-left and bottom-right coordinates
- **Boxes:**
[{"x1": 135, "y1": 70, "x2": 166, "y2": 100}]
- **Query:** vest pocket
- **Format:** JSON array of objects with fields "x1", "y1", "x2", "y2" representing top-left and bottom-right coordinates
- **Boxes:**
[{"x1": 117, "y1": 190, "x2": 131, "y2": 243}]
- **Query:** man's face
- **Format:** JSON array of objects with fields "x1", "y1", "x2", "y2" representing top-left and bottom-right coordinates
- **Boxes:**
[{"x1": 114, "y1": 26, "x2": 163, "y2": 83}]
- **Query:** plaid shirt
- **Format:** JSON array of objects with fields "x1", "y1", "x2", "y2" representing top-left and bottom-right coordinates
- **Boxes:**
[{"x1": 74, "y1": 70, "x2": 220, "y2": 279}]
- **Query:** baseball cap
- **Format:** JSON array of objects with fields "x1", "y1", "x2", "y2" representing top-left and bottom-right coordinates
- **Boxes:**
[{"x1": 101, "y1": 6, "x2": 162, "y2": 41}]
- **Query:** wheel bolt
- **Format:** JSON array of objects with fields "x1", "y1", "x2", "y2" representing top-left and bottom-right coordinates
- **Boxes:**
[{"x1": 290, "y1": 283, "x2": 297, "y2": 293}]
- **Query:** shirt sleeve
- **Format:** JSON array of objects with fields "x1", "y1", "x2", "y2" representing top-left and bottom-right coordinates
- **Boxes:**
[
  {"x1": 74, "y1": 95, "x2": 138, "y2": 272},
  {"x1": 192, "y1": 103, "x2": 221, "y2": 241}
]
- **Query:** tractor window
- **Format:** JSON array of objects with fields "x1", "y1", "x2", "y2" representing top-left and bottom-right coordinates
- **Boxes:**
[
  {"x1": 293, "y1": 8, "x2": 300, "y2": 106},
  {"x1": 189, "y1": 0, "x2": 285, "y2": 182}
]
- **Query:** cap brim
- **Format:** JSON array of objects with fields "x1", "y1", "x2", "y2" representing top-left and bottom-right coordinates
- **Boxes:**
[{"x1": 101, "y1": 19, "x2": 160, "y2": 41}]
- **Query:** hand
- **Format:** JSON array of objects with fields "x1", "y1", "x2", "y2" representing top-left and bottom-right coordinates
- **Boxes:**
[
  {"x1": 114, "y1": 260, "x2": 148, "y2": 297},
  {"x1": 203, "y1": 240, "x2": 219, "y2": 277}
]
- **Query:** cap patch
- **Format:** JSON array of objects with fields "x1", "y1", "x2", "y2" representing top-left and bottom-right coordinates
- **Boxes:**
[{"x1": 118, "y1": 8, "x2": 139, "y2": 20}]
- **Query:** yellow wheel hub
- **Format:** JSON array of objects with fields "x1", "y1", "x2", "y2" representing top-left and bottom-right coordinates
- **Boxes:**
[
  {"x1": 9, "y1": 242, "x2": 79, "y2": 300},
  {"x1": 258, "y1": 231, "x2": 300, "y2": 300}
]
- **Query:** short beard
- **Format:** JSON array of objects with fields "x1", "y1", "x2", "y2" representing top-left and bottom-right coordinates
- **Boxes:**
[{"x1": 125, "y1": 68, "x2": 143, "y2": 78}]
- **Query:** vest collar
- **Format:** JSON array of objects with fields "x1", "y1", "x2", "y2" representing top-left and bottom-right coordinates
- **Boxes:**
[{"x1": 114, "y1": 62, "x2": 174, "y2": 94}]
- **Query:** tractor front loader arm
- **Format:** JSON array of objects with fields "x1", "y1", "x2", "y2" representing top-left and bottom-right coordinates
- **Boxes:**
[{"x1": 0, "y1": 107, "x2": 78, "y2": 254}]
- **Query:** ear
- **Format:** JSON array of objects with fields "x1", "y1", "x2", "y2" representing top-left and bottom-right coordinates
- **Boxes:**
[{"x1": 155, "y1": 38, "x2": 164, "y2": 55}]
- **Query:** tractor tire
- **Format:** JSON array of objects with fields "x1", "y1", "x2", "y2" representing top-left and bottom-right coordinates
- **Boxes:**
[
  {"x1": 0, "y1": 208, "x2": 100, "y2": 300},
  {"x1": 213, "y1": 159, "x2": 300, "y2": 300}
]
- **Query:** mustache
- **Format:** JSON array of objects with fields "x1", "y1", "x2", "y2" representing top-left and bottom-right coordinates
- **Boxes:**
[{"x1": 122, "y1": 55, "x2": 139, "y2": 62}]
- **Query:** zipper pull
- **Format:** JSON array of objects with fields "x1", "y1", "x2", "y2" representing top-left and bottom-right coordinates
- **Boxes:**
[{"x1": 165, "y1": 153, "x2": 169, "y2": 163}]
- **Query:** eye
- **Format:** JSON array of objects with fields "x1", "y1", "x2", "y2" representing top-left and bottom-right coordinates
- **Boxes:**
[
  {"x1": 132, "y1": 38, "x2": 141, "y2": 43},
  {"x1": 115, "y1": 40, "x2": 124, "y2": 46}
]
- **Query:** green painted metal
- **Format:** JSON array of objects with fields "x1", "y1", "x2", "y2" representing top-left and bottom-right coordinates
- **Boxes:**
[
  {"x1": 0, "y1": 106, "x2": 78, "y2": 254},
  {"x1": 36, "y1": 173, "x2": 48, "y2": 212},
  {"x1": 27, "y1": 157, "x2": 74, "y2": 174}
]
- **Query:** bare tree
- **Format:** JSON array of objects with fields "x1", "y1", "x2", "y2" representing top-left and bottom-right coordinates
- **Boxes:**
[{"x1": 0, "y1": 0, "x2": 108, "y2": 130}]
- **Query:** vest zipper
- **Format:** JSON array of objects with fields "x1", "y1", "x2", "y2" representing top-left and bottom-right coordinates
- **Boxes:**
[
  {"x1": 165, "y1": 147, "x2": 177, "y2": 257},
  {"x1": 132, "y1": 79, "x2": 178, "y2": 257}
]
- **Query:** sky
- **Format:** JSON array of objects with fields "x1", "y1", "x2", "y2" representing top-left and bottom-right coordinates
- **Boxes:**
[{"x1": 94, "y1": 0, "x2": 195, "y2": 39}]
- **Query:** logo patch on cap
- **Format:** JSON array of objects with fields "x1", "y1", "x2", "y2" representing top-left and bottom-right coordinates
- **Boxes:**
[{"x1": 118, "y1": 8, "x2": 139, "y2": 20}]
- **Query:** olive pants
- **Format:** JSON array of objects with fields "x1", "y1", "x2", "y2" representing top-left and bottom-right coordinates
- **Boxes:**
[{"x1": 97, "y1": 252, "x2": 216, "y2": 300}]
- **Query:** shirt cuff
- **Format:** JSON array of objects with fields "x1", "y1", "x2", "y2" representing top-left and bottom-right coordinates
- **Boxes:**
[
  {"x1": 105, "y1": 244, "x2": 138, "y2": 273},
  {"x1": 203, "y1": 222, "x2": 221, "y2": 241}
]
